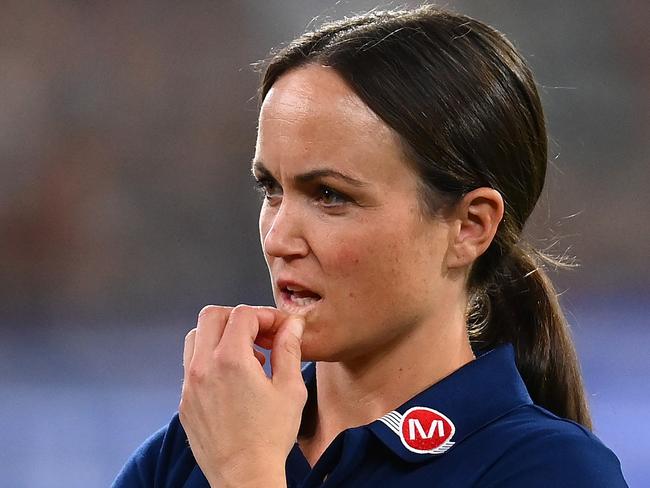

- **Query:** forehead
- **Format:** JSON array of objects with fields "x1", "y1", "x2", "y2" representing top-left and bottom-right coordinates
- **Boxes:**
[
  {"x1": 260, "y1": 64, "x2": 378, "y2": 128},
  {"x1": 256, "y1": 65, "x2": 411, "y2": 181}
]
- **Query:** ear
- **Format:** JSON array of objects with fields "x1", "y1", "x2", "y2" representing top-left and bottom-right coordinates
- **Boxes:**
[{"x1": 446, "y1": 188, "x2": 504, "y2": 269}]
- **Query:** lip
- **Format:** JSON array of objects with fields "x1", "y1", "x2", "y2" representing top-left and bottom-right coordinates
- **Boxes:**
[{"x1": 275, "y1": 277, "x2": 323, "y2": 314}]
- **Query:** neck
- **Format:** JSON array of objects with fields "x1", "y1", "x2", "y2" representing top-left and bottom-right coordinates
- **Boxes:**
[{"x1": 299, "y1": 304, "x2": 474, "y2": 465}]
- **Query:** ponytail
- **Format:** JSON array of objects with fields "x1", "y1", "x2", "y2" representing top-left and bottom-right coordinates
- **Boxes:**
[{"x1": 468, "y1": 243, "x2": 592, "y2": 429}]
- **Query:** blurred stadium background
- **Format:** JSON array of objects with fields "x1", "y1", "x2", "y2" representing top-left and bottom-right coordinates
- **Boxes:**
[{"x1": 0, "y1": 1, "x2": 647, "y2": 486}]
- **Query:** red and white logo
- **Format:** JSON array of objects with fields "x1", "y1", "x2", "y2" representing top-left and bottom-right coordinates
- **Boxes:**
[{"x1": 379, "y1": 407, "x2": 456, "y2": 454}]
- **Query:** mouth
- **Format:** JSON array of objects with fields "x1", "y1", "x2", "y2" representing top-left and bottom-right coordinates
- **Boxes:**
[{"x1": 277, "y1": 280, "x2": 323, "y2": 314}]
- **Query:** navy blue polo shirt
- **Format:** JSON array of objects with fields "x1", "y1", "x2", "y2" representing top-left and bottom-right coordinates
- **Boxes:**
[{"x1": 113, "y1": 345, "x2": 627, "y2": 487}]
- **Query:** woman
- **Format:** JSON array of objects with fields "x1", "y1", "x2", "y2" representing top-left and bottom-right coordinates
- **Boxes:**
[{"x1": 114, "y1": 6, "x2": 627, "y2": 487}]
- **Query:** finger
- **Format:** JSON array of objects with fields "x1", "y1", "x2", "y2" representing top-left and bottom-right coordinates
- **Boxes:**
[
  {"x1": 270, "y1": 315, "x2": 305, "y2": 387},
  {"x1": 192, "y1": 305, "x2": 232, "y2": 361},
  {"x1": 252, "y1": 306, "x2": 289, "y2": 340},
  {"x1": 252, "y1": 306, "x2": 290, "y2": 349},
  {"x1": 218, "y1": 305, "x2": 286, "y2": 354},
  {"x1": 216, "y1": 305, "x2": 263, "y2": 360},
  {"x1": 183, "y1": 328, "x2": 197, "y2": 384}
]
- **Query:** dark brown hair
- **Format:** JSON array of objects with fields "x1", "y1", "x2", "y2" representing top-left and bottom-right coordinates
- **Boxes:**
[{"x1": 259, "y1": 6, "x2": 591, "y2": 428}]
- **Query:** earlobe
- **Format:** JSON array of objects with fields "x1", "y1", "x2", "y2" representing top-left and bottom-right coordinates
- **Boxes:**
[{"x1": 446, "y1": 188, "x2": 504, "y2": 269}]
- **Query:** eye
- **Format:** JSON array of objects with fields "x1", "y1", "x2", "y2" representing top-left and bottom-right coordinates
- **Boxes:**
[
  {"x1": 316, "y1": 185, "x2": 349, "y2": 207},
  {"x1": 254, "y1": 178, "x2": 282, "y2": 204}
]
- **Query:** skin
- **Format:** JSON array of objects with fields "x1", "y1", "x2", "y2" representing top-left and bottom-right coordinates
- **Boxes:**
[
  {"x1": 180, "y1": 306, "x2": 306, "y2": 486},
  {"x1": 179, "y1": 65, "x2": 504, "y2": 485}
]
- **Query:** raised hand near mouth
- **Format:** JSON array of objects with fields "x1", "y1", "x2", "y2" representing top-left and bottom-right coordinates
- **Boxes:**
[{"x1": 179, "y1": 305, "x2": 306, "y2": 488}]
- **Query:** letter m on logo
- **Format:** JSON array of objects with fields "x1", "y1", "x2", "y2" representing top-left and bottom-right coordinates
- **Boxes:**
[{"x1": 408, "y1": 418, "x2": 444, "y2": 440}]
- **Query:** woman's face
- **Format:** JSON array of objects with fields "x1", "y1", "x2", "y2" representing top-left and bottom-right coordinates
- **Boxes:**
[{"x1": 254, "y1": 65, "x2": 457, "y2": 362}]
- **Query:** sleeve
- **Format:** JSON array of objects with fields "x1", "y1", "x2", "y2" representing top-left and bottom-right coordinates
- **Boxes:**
[
  {"x1": 112, "y1": 413, "x2": 204, "y2": 488},
  {"x1": 477, "y1": 429, "x2": 628, "y2": 488},
  {"x1": 112, "y1": 425, "x2": 167, "y2": 487}
]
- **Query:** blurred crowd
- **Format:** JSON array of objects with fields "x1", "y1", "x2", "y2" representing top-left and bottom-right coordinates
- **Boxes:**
[{"x1": 0, "y1": 0, "x2": 648, "y2": 322}]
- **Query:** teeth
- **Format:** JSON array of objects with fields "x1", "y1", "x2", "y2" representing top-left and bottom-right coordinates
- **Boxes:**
[{"x1": 291, "y1": 295, "x2": 318, "y2": 306}]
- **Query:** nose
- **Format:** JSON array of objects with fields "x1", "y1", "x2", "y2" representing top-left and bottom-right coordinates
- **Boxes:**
[{"x1": 261, "y1": 200, "x2": 309, "y2": 260}]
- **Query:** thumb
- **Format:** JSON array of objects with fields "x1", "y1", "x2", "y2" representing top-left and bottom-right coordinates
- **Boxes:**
[{"x1": 270, "y1": 315, "x2": 305, "y2": 388}]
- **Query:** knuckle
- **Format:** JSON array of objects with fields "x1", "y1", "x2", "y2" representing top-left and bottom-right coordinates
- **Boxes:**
[
  {"x1": 298, "y1": 388, "x2": 308, "y2": 404},
  {"x1": 213, "y1": 350, "x2": 242, "y2": 372},
  {"x1": 228, "y1": 304, "x2": 253, "y2": 320},
  {"x1": 187, "y1": 365, "x2": 205, "y2": 383},
  {"x1": 282, "y1": 335, "x2": 302, "y2": 360},
  {"x1": 288, "y1": 382, "x2": 308, "y2": 403},
  {"x1": 198, "y1": 304, "x2": 228, "y2": 320},
  {"x1": 184, "y1": 328, "x2": 197, "y2": 342}
]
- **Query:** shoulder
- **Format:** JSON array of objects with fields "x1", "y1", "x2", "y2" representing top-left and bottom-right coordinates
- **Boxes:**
[
  {"x1": 473, "y1": 405, "x2": 627, "y2": 487},
  {"x1": 112, "y1": 413, "x2": 204, "y2": 487}
]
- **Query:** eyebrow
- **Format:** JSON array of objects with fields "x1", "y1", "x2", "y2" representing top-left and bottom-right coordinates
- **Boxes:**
[{"x1": 251, "y1": 161, "x2": 368, "y2": 187}]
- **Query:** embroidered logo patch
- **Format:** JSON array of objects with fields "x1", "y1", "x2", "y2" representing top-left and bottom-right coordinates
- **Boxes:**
[{"x1": 379, "y1": 406, "x2": 456, "y2": 454}]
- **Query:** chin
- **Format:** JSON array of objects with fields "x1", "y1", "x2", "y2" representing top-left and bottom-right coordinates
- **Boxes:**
[
  {"x1": 274, "y1": 302, "x2": 350, "y2": 361},
  {"x1": 297, "y1": 325, "x2": 340, "y2": 362},
  {"x1": 300, "y1": 330, "x2": 365, "y2": 364}
]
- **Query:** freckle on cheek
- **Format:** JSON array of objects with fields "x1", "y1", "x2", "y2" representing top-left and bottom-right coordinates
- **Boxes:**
[{"x1": 335, "y1": 246, "x2": 361, "y2": 266}]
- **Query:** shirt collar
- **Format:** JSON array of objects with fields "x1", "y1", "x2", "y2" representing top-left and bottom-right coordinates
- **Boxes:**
[{"x1": 300, "y1": 344, "x2": 531, "y2": 463}]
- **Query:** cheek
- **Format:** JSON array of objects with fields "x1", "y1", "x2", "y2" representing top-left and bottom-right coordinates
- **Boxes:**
[
  {"x1": 328, "y1": 230, "x2": 407, "y2": 288},
  {"x1": 332, "y1": 244, "x2": 362, "y2": 273}
]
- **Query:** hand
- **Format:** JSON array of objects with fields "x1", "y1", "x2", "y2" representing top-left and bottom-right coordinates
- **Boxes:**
[{"x1": 179, "y1": 305, "x2": 307, "y2": 488}]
